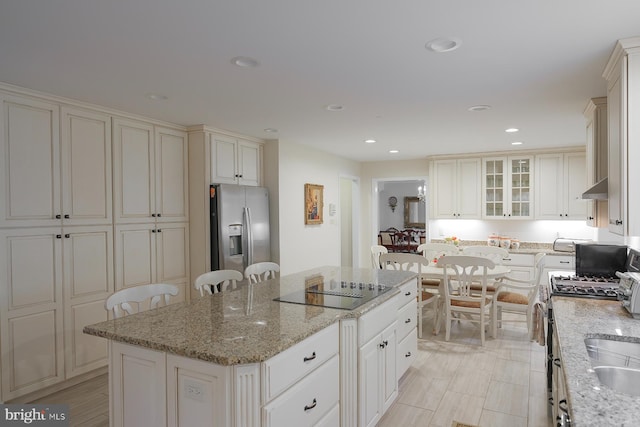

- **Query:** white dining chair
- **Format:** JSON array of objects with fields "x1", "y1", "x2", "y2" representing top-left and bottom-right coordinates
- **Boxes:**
[
  {"x1": 462, "y1": 245, "x2": 509, "y2": 265},
  {"x1": 371, "y1": 245, "x2": 388, "y2": 269},
  {"x1": 194, "y1": 269, "x2": 243, "y2": 296},
  {"x1": 245, "y1": 262, "x2": 280, "y2": 284},
  {"x1": 417, "y1": 242, "x2": 461, "y2": 295},
  {"x1": 437, "y1": 255, "x2": 497, "y2": 346},
  {"x1": 493, "y1": 253, "x2": 547, "y2": 339},
  {"x1": 380, "y1": 252, "x2": 439, "y2": 338},
  {"x1": 105, "y1": 283, "x2": 179, "y2": 318}
]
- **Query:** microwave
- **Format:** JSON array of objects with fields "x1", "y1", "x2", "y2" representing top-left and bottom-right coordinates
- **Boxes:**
[{"x1": 575, "y1": 243, "x2": 628, "y2": 277}]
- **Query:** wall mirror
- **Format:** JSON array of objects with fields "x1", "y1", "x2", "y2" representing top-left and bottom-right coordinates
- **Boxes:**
[{"x1": 404, "y1": 196, "x2": 425, "y2": 228}]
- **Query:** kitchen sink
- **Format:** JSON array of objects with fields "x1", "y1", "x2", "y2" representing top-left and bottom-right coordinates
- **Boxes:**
[
  {"x1": 584, "y1": 337, "x2": 640, "y2": 369},
  {"x1": 584, "y1": 336, "x2": 640, "y2": 396},
  {"x1": 592, "y1": 366, "x2": 640, "y2": 397}
]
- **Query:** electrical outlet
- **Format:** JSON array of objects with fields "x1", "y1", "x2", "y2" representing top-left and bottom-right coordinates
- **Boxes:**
[{"x1": 184, "y1": 379, "x2": 204, "y2": 401}]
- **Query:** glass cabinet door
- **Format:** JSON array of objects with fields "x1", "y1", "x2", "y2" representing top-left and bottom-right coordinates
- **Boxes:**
[
  {"x1": 485, "y1": 160, "x2": 504, "y2": 217},
  {"x1": 510, "y1": 158, "x2": 531, "y2": 217}
]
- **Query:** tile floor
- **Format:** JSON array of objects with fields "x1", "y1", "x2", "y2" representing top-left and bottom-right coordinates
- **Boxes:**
[
  {"x1": 30, "y1": 312, "x2": 551, "y2": 427},
  {"x1": 378, "y1": 311, "x2": 552, "y2": 427}
]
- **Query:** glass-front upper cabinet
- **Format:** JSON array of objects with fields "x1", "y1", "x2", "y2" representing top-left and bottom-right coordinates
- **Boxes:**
[{"x1": 482, "y1": 156, "x2": 534, "y2": 219}]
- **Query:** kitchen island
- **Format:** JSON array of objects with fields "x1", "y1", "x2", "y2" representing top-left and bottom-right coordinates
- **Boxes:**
[
  {"x1": 552, "y1": 297, "x2": 640, "y2": 426},
  {"x1": 84, "y1": 266, "x2": 417, "y2": 427}
]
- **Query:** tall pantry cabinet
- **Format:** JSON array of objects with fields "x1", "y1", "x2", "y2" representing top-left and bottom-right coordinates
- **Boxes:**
[
  {"x1": 0, "y1": 94, "x2": 113, "y2": 400},
  {"x1": 0, "y1": 86, "x2": 190, "y2": 402}
]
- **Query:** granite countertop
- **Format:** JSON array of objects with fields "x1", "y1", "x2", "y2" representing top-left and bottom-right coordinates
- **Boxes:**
[
  {"x1": 431, "y1": 239, "x2": 572, "y2": 256},
  {"x1": 84, "y1": 266, "x2": 415, "y2": 366},
  {"x1": 552, "y1": 297, "x2": 640, "y2": 426}
]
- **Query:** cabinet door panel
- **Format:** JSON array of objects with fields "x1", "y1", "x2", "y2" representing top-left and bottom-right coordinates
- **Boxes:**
[
  {"x1": 156, "y1": 223, "x2": 188, "y2": 285},
  {"x1": 156, "y1": 127, "x2": 188, "y2": 222},
  {"x1": 359, "y1": 338, "x2": 381, "y2": 427},
  {"x1": 0, "y1": 229, "x2": 61, "y2": 310},
  {"x1": 457, "y1": 158, "x2": 481, "y2": 218},
  {"x1": 608, "y1": 71, "x2": 623, "y2": 234},
  {"x1": 432, "y1": 160, "x2": 457, "y2": 218},
  {"x1": 535, "y1": 154, "x2": 563, "y2": 219},
  {"x1": 61, "y1": 107, "x2": 112, "y2": 225},
  {"x1": 238, "y1": 140, "x2": 260, "y2": 186},
  {"x1": 114, "y1": 119, "x2": 154, "y2": 223},
  {"x1": 114, "y1": 225, "x2": 156, "y2": 290},
  {"x1": 565, "y1": 152, "x2": 587, "y2": 219},
  {"x1": 211, "y1": 135, "x2": 238, "y2": 184},
  {"x1": 65, "y1": 226, "x2": 113, "y2": 298},
  {"x1": 0, "y1": 95, "x2": 60, "y2": 227},
  {"x1": 66, "y1": 300, "x2": 108, "y2": 377},
  {"x1": 5, "y1": 310, "x2": 64, "y2": 396}
]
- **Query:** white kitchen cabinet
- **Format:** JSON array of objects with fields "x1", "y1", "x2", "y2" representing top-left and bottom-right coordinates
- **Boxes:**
[
  {"x1": 540, "y1": 254, "x2": 574, "y2": 285},
  {"x1": 211, "y1": 133, "x2": 261, "y2": 187},
  {"x1": 482, "y1": 156, "x2": 534, "y2": 219},
  {"x1": 114, "y1": 222, "x2": 189, "y2": 304},
  {"x1": 113, "y1": 118, "x2": 188, "y2": 224},
  {"x1": 603, "y1": 37, "x2": 640, "y2": 236},
  {"x1": 395, "y1": 281, "x2": 417, "y2": 379},
  {"x1": 501, "y1": 253, "x2": 535, "y2": 282},
  {"x1": 534, "y1": 152, "x2": 586, "y2": 220},
  {"x1": 583, "y1": 97, "x2": 608, "y2": 227},
  {"x1": 0, "y1": 225, "x2": 113, "y2": 399},
  {"x1": 0, "y1": 96, "x2": 113, "y2": 228},
  {"x1": 358, "y1": 299, "x2": 397, "y2": 427},
  {"x1": 430, "y1": 158, "x2": 481, "y2": 219}
]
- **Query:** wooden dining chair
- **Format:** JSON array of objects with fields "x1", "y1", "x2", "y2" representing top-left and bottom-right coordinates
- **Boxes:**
[
  {"x1": 437, "y1": 255, "x2": 497, "y2": 346},
  {"x1": 194, "y1": 269, "x2": 243, "y2": 296},
  {"x1": 370, "y1": 245, "x2": 388, "y2": 269},
  {"x1": 492, "y1": 253, "x2": 546, "y2": 339},
  {"x1": 105, "y1": 283, "x2": 179, "y2": 318},
  {"x1": 380, "y1": 252, "x2": 439, "y2": 338}
]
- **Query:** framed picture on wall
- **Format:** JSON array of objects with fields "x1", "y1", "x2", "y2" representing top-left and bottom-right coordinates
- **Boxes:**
[{"x1": 304, "y1": 183, "x2": 324, "y2": 225}]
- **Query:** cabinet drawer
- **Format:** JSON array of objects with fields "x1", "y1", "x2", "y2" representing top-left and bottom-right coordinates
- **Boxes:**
[
  {"x1": 359, "y1": 296, "x2": 397, "y2": 346},
  {"x1": 262, "y1": 355, "x2": 339, "y2": 427},
  {"x1": 545, "y1": 255, "x2": 575, "y2": 269},
  {"x1": 396, "y1": 300, "x2": 416, "y2": 340},
  {"x1": 397, "y1": 330, "x2": 418, "y2": 380},
  {"x1": 314, "y1": 403, "x2": 340, "y2": 427},
  {"x1": 396, "y1": 279, "x2": 417, "y2": 308},
  {"x1": 502, "y1": 253, "x2": 534, "y2": 266},
  {"x1": 262, "y1": 322, "x2": 339, "y2": 403}
]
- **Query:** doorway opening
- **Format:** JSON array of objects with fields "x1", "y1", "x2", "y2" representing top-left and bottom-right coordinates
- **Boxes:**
[{"x1": 371, "y1": 177, "x2": 429, "y2": 249}]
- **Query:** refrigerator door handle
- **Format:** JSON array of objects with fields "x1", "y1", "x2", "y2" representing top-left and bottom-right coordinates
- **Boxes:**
[{"x1": 244, "y1": 207, "x2": 254, "y2": 266}]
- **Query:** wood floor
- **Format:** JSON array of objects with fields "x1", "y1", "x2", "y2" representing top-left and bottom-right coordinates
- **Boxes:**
[{"x1": 28, "y1": 312, "x2": 551, "y2": 427}]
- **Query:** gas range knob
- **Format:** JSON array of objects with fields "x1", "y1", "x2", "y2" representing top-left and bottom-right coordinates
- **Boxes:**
[
  {"x1": 378, "y1": 284, "x2": 386, "y2": 291},
  {"x1": 358, "y1": 282, "x2": 365, "y2": 289},
  {"x1": 350, "y1": 282, "x2": 356, "y2": 289},
  {"x1": 368, "y1": 283, "x2": 376, "y2": 290}
]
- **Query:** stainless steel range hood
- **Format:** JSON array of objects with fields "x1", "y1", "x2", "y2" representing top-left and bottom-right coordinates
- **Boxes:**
[{"x1": 581, "y1": 177, "x2": 608, "y2": 200}]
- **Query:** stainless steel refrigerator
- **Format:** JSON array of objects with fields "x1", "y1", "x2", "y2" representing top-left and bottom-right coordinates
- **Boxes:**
[{"x1": 210, "y1": 184, "x2": 271, "y2": 274}]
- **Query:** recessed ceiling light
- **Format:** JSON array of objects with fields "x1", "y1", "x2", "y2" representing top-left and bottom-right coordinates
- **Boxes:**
[
  {"x1": 326, "y1": 104, "x2": 344, "y2": 111},
  {"x1": 426, "y1": 37, "x2": 462, "y2": 53},
  {"x1": 511, "y1": 141, "x2": 523, "y2": 145},
  {"x1": 364, "y1": 139, "x2": 376, "y2": 144},
  {"x1": 231, "y1": 56, "x2": 260, "y2": 68},
  {"x1": 505, "y1": 128, "x2": 519, "y2": 133},
  {"x1": 264, "y1": 128, "x2": 278, "y2": 133},
  {"x1": 389, "y1": 150, "x2": 399, "y2": 154},
  {"x1": 145, "y1": 93, "x2": 167, "y2": 101},
  {"x1": 468, "y1": 105, "x2": 491, "y2": 112}
]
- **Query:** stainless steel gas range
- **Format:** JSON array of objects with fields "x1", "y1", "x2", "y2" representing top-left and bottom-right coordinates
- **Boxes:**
[{"x1": 550, "y1": 274, "x2": 623, "y2": 299}]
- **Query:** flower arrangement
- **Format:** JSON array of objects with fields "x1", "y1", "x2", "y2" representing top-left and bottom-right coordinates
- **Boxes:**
[{"x1": 444, "y1": 236, "x2": 459, "y2": 246}]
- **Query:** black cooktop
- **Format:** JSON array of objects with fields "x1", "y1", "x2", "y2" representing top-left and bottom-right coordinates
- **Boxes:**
[
  {"x1": 275, "y1": 279, "x2": 392, "y2": 310},
  {"x1": 550, "y1": 274, "x2": 622, "y2": 300}
]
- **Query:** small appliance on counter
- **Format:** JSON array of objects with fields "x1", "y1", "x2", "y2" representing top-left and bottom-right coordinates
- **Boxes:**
[
  {"x1": 552, "y1": 237, "x2": 592, "y2": 253},
  {"x1": 616, "y1": 248, "x2": 640, "y2": 318}
]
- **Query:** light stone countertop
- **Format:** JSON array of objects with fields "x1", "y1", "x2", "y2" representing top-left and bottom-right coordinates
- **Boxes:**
[
  {"x1": 83, "y1": 266, "x2": 415, "y2": 366},
  {"x1": 552, "y1": 297, "x2": 640, "y2": 426}
]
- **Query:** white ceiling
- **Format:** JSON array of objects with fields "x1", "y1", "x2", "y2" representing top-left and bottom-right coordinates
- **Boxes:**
[{"x1": 1, "y1": 1, "x2": 639, "y2": 162}]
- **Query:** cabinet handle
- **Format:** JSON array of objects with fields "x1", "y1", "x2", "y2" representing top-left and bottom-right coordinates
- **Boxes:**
[
  {"x1": 553, "y1": 357, "x2": 561, "y2": 367},
  {"x1": 152, "y1": 229, "x2": 156, "y2": 233},
  {"x1": 304, "y1": 398, "x2": 317, "y2": 411},
  {"x1": 64, "y1": 234, "x2": 70, "y2": 238},
  {"x1": 560, "y1": 261, "x2": 569, "y2": 264},
  {"x1": 616, "y1": 219, "x2": 623, "y2": 225},
  {"x1": 151, "y1": 213, "x2": 156, "y2": 217},
  {"x1": 157, "y1": 213, "x2": 161, "y2": 217},
  {"x1": 405, "y1": 291, "x2": 411, "y2": 296},
  {"x1": 64, "y1": 214, "x2": 70, "y2": 219},
  {"x1": 558, "y1": 399, "x2": 568, "y2": 412},
  {"x1": 587, "y1": 216, "x2": 594, "y2": 220},
  {"x1": 303, "y1": 352, "x2": 316, "y2": 362},
  {"x1": 405, "y1": 318, "x2": 411, "y2": 324},
  {"x1": 405, "y1": 352, "x2": 412, "y2": 358},
  {"x1": 55, "y1": 214, "x2": 61, "y2": 219},
  {"x1": 157, "y1": 229, "x2": 162, "y2": 233},
  {"x1": 56, "y1": 234, "x2": 62, "y2": 239},
  {"x1": 548, "y1": 396, "x2": 554, "y2": 406}
]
